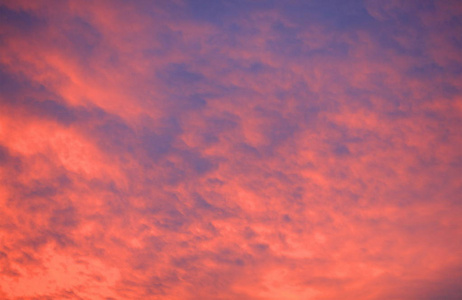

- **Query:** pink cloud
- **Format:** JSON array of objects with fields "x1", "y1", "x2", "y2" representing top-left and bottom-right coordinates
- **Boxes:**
[{"x1": 1, "y1": 0, "x2": 461, "y2": 299}]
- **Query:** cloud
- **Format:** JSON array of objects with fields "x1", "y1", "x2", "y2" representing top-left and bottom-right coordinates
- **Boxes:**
[{"x1": 0, "y1": 0, "x2": 461, "y2": 299}]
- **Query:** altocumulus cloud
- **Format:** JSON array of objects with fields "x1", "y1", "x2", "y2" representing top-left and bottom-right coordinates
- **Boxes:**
[{"x1": 0, "y1": 0, "x2": 461, "y2": 299}]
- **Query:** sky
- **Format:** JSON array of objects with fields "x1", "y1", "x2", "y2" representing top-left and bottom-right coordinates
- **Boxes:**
[{"x1": 0, "y1": 0, "x2": 461, "y2": 299}]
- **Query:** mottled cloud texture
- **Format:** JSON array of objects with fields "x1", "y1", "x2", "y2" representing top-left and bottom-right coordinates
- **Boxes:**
[{"x1": 1, "y1": 0, "x2": 461, "y2": 299}]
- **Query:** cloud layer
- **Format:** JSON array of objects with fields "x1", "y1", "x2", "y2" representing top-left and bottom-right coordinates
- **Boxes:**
[{"x1": 1, "y1": 0, "x2": 461, "y2": 299}]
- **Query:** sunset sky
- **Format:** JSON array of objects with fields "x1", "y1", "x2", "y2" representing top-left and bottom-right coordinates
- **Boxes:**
[{"x1": 1, "y1": 0, "x2": 462, "y2": 299}]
